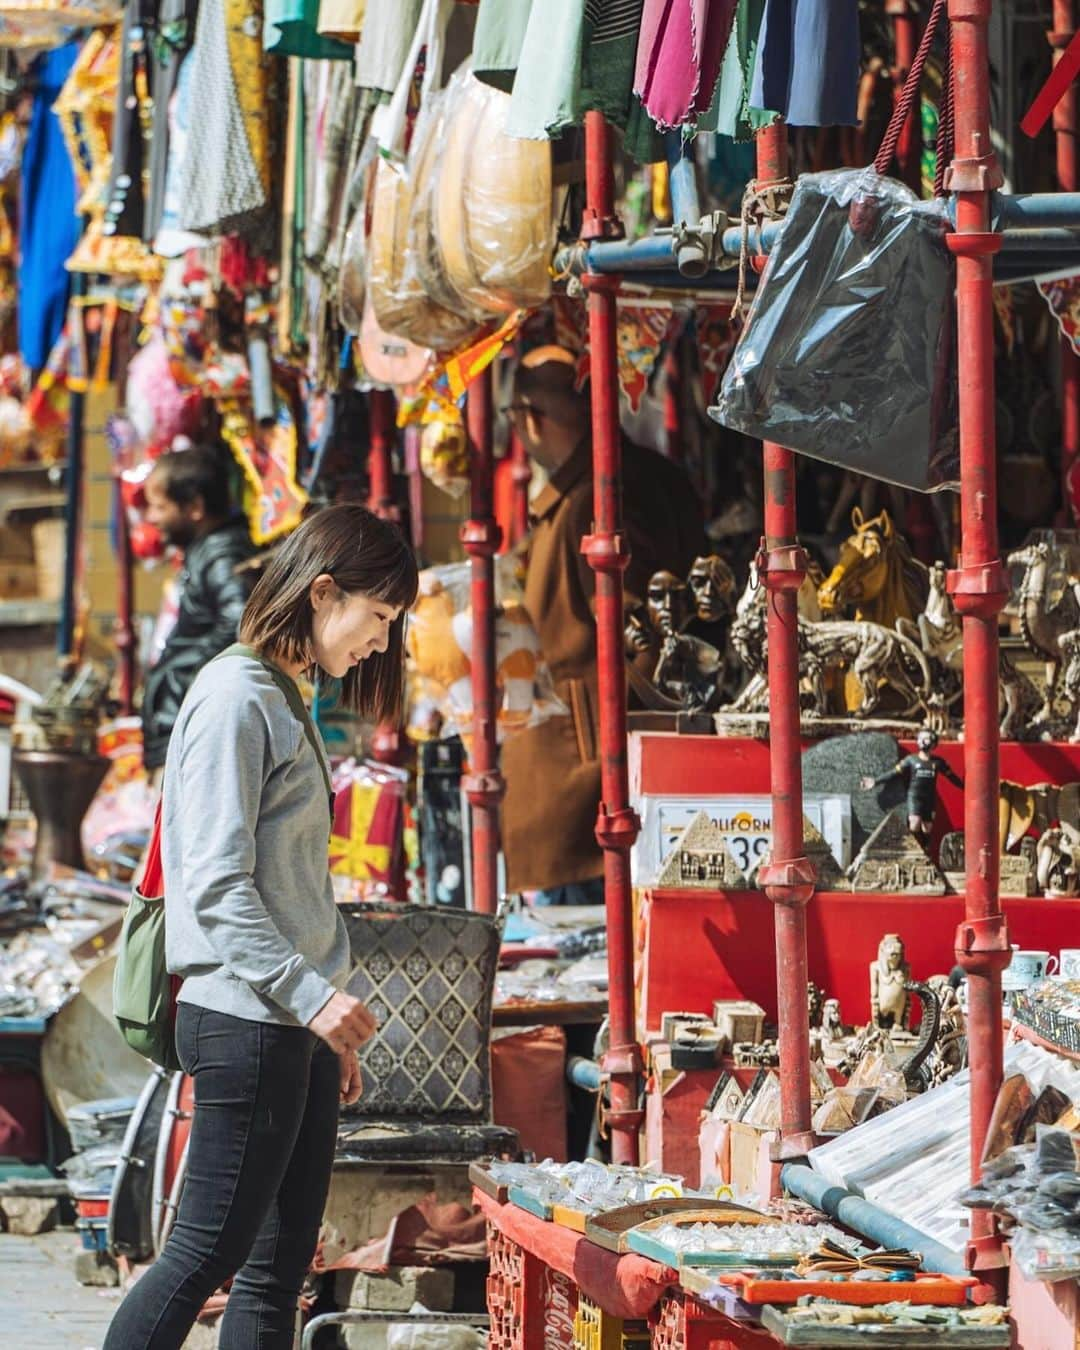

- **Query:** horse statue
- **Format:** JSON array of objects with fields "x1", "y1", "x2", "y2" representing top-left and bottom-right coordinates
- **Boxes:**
[
  {"x1": 1007, "y1": 540, "x2": 1080, "y2": 726},
  {"x1": 818, "y1": 508, "x2": 929, "y2": 627}
]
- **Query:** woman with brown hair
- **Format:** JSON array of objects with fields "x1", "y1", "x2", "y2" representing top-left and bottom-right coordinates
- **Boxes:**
[{"x1": 105, "y1": 503, "x2": 419, "y2": 1350}]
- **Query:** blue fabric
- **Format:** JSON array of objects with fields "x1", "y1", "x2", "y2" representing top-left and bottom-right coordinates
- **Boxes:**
[
  {"x1": 19, "y1": 44, "x2": 80, "y2": 371},
  {"x1": 532, "y1": 877, "x2": 606, "y2": 907},
  {"x1": 749, "y1": 0, "x2": 860, "y2": 127}
]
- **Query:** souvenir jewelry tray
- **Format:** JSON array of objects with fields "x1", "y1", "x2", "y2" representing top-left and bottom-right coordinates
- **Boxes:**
[{"x1": 1011, "y1": 979, "x2": 1080, "y2": 1057}]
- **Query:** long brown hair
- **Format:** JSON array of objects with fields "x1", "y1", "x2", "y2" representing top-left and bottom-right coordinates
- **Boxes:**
[{"x1": 239, "y1": 504, "x2": 419, "y2": 721}]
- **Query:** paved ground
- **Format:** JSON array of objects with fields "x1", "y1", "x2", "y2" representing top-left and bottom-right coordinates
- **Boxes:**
[{"x1": 0, "y1": 1230, "x2": 120, "y2": 1349}]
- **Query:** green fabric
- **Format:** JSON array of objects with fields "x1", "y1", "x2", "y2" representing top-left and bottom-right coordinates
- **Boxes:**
[
  {"x1": 113, "y1": 881, "x2": 181, "y2": 1072},
  {"x1": 504, "y1": 0, "x2": 664, "y2": 163},
  {"x1": 472, "y1": 0, "x2": 532, "y2": 94},
  {"x1": 698, "y1": 0, "x2": 775, "y2": 141},
  {"x1": 264, "y1": 0, "x2": 352, "y2": 59}
]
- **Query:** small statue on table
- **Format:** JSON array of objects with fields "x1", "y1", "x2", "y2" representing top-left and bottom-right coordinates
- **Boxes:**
[
  {"x1": 860, "y1": 728, "x2": 963, "y2": 839},
  {"x1": 870, "y1": 933, "x2": 911, "y2": 1030}
]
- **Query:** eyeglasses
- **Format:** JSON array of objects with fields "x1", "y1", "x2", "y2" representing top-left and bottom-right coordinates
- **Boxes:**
[{"x1": 502, "y1": 401, "x2": 545, "y2": 420}]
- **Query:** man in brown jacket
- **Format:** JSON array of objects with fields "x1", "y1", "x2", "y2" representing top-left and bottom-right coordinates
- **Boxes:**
[{"x1": 501, "y1": 348, "x2": 705, "y2": 903}]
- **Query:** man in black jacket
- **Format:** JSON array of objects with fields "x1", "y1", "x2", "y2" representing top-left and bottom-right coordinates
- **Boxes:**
[{"x1": 141, "y1": 445, "x2": 256, "y2": 776}]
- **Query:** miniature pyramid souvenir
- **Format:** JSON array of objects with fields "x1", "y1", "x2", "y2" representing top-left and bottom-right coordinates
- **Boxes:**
[
  {"x1": 802, "y1": 815, "x2": 845, "y2": 890},
  {"x1": 656, "y1": 811, "x2": 747, "y2": 889},
  {"x1": 746, "y1": 815, "x2": 844, "y2": 890},
  {"x1": 847, "y1": 807, "x2": 947, "y2": 895}
]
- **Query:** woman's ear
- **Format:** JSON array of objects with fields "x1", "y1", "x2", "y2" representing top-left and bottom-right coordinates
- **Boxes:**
[{"x1": 309, "y1": 573, "x2": 337, "y2": 611}]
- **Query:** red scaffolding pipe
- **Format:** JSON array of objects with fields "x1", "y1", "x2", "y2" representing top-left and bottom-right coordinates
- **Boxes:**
[
  {"x1": 1052, "y1": 0, "x2": 1080, "y2": 520},
  {"x1": 752, "y1": 121, "x2": 816, "y2": 1160},
  {"x1": 367, "y1": 389, "x2": 407, "y2": 786},
  {"x1": 462, "y1": 368, "x2": 503, "y2": 915},
  {"x1": 582, "y1": 110, "x2": 644, "y2": 1165},
  {"x1": 368, "y1": 388, "x2": 398, "y2": 522},
  {"x1": 944, "y1": 0, "x2": 1010, "y2": 1277}
]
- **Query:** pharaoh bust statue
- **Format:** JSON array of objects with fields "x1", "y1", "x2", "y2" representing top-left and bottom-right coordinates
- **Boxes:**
[{"x1": 871, "y1": 933, "x2": 910, "y2": 1030}]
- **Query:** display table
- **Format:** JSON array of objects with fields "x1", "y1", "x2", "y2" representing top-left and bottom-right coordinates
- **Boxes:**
[{"x1": 476, "y1": 1187, "x2": 777, "y2": 1349}]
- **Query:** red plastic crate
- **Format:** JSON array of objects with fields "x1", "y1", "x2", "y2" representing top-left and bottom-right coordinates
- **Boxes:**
[
  {"x1": 486, "y1": 1222, "x2": 582, "y2": 1350},
  {"x1": 650, "y1": 1291, "x2": 776, "y2": 1350}
]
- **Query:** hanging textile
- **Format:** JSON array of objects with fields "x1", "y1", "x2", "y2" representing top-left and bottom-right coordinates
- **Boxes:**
[
  {"x1": 317, "y1": 0, "x2": 364, "y2": 42},
  {"x1": 153, "y1": 53, "x2": 204, "y2": 257},
  {"x1": 221, "y1": 380, "x2": 308, "y2": 544},
  {"x1": 0, "y1": 0, "x2": 119, "y2": 46},
  {"x1": 1037, "y1": 275, "x2": 1080, "y2": 357},
  {"x1": 698, "y1": 0, "x2": 775, "y2": 140},
  {"x1": 633, "y1": 0, "x2": 736, "y2": 131},
  {"x1": 264, "y1": 0, "x2": 352, "y2": 59},
  {"x1": 177, "y1": 0, "x2": 278, "y2": 244},
  {"x1": 19, "y1": 43, "x2": 80, "y2": 372},
  {"x1": 146, "y1": 0, "x2": 199, "y2": 241},
  {"x1": 305, "y1": 59, "x2": 357, "y2": 268},
  {"x1": 615, "y1": 302, "x2": 673, "y2": 411},
  {"x1": 354, "y1": 0, "x2": 423, "y2": 101},
  {"x1": 695, "y1": 303, "x2": 736, "y2": 405},
  {"x1": 471, "y1": 0, "x2": 530, "y2": 93},
  {"x1": 495, "y1": 0, "x2": 663, "y2": 163},
  {"x1": 749, "y1": 0, "x2": 860, "y2": 127}
]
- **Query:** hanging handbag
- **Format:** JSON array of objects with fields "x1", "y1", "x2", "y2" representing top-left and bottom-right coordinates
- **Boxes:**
[
  {"x1": 711, "y1": 0, "x2": 959, "y2": 493},
  {"x1": 113, "y1": 645, "x2": 334, "y2": 1069}
]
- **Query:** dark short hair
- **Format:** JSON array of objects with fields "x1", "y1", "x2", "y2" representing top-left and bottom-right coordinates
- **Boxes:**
[
  {"x1": 239, "y1": 503, "x2": 419, "y2": 721},
  {"x1": 149, "y1": 444, "x2": 232, "y2": 519}
]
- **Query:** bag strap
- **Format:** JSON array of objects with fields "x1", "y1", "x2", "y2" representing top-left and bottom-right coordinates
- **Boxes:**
[
  {"x1": 874, "y1": 0, "x2": 948, "y2": 182},
  {"x1": 137, "y1": 799, "x2": 165, "y2": 900},
  {"x1": 216, "y1": 643, "x2": 334, "y2": 807}
]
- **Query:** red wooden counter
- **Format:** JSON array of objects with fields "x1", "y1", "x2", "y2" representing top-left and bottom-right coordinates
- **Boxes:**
[{"x1": 631, "y1": 733, "x2": 1080, "y2": 1031}]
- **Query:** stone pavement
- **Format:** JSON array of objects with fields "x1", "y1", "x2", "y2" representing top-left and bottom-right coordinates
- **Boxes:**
[{"x1": 0, "y1": 1230, "x2": 120, "y2": 1349}]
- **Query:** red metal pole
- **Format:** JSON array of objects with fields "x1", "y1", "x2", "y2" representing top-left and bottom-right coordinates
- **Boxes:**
[
  {"x1": 509, "y1": 427, "x2": 531, "y2": 546},
  {"x1": 888, "y1": 0, "x2": 923, "y2": 191},
  {"x1": 581, "y1": 110, "x2": 643, "y2": 1166},
  {"x1": 753, "y1": 120, "x2": 816, "y2": 1160},
  {"x1": 368, "y1": 388, "x2": 398, "y2": 522},
  {"x1": 462, "y1": 368, "x2": 503, "y2": 915},
  {"x1": 944, "y1": 0, "x2": 1010, "y2": 1278},
  {"x1": 1052, "y1": 0, "x2": 1080, "y2": 520},
  {"x1": 114, "y1": 479, "x2": 135, "y2": 715}
]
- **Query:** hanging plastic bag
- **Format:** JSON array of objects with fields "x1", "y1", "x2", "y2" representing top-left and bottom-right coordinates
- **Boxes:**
[
  {"x1": 710, "y1": 167, "x2": 958, "y2": 493},
  {"x1": 406, "y1": 82, "x2": 490, "y2": 323},
  {"x1": 419, "y1": 408, "x2": 470, "y2": 498},
  {"x1": 430, "y1": 70, "x2": 554, "y2": 317},
  {"x1": 405, "y1": 560, "x2": 566, "y2": 745},
  {"x1": 367, "y1": 154, "x2": 479, "y2": 353}
]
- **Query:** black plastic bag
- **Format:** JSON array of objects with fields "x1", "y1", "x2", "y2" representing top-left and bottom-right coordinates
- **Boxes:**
[{"x1": 711, "y1": 168, "x2": 959, "y2": 493}]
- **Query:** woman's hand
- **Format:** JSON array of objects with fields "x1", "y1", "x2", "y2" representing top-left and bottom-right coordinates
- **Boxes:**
[
  {"x1": 339, "y1": 1050, "x2": 363, "y2": 1106},
  {"x1": 308, "y1": 991, "x2": 376, "y2": 1053}
]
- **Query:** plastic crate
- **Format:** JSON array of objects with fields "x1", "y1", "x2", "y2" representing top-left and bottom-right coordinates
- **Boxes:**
[
  {"x1": 573, "y1": 1294, "x2": 649, "y2": 1350},
  {"x1": 486, "y1": 1221, "x2": 545, "y2": 1350},
  {"x1": 76, "y1": 1216, "x2": 109, "y2": 1253},
  {"x1": 650, "y1": 1291, "x2": 775, "y2": 1350}
]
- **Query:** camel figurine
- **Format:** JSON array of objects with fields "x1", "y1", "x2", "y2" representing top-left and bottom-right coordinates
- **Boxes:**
[{"x1": 1007, "y1": 539, "x2": 1080, "y2": 727}]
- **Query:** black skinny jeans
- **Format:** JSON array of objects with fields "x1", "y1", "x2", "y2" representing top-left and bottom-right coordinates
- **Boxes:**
[{"x1": 103, "y1": 1005, "x2": 340, "y2": 1350}]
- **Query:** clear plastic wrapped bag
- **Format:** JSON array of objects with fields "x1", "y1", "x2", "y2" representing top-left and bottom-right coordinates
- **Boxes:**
[
  {"x1": 419, "y1": 408, "x2": 470, "y2": 498},
  {"x1": 367, "y1": 153, "x2": 479, "y2": 353},
  {"x1": 406, "y1": 559, "x2": 566, "y2": 744},
  {"x1": 338, "y1": 199, "x2": 366, "y2": 335},
  {"x1": 430, "y1": 70, "x2": 553, "y2": 317},
  {"x1": 406, "y1": 82, "x2": 490, "y2": 324},
  {"x1": 711, "y1": 168, "x2": 958, "y2": 493}
]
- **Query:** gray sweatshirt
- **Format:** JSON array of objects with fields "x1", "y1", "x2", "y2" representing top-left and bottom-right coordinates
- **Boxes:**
[{"x1": 161, "y1": 652, "x2": 351, "y2": 1026}]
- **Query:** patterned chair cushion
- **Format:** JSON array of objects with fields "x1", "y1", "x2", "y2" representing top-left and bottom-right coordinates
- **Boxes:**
[{"x1": 338, "y1": 902, "x2": 503, "y2": 1123}]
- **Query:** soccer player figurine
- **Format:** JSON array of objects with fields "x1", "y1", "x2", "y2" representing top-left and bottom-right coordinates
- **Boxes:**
[{"x1": 861, "y1": 729, "x2": 963, "y2": 838}]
